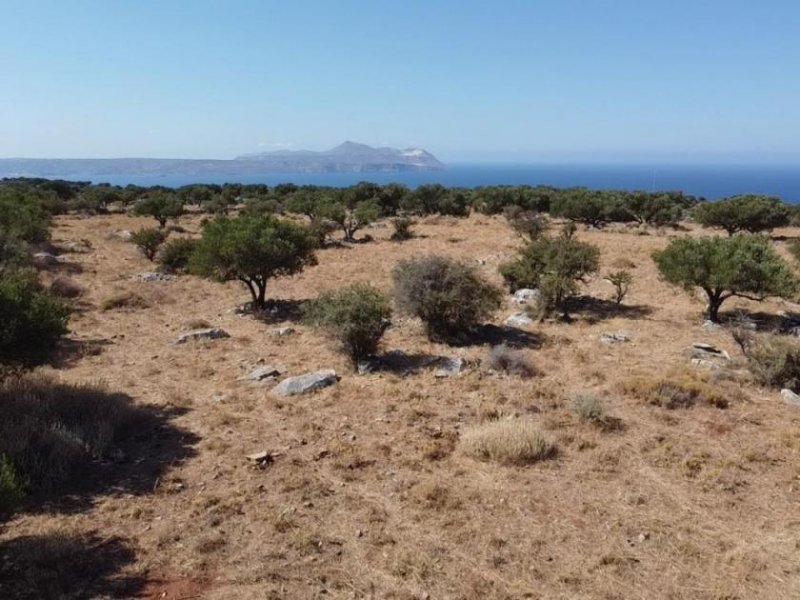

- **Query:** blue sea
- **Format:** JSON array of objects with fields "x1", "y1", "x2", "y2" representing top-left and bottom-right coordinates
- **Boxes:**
[{"x1": 98, "y1": 163, "x2": 800, "y2": 202}]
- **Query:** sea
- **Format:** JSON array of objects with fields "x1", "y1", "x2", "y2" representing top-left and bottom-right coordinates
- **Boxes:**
[{"x1": 67, "y1": 163, "x2": 800, "y2": 202}]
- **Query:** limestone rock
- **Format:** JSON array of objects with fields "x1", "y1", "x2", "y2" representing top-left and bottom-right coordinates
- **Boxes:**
[
  {"x1": 505, "y1": 312, "x2": 534, "y2": 328},
  {"x1": 781, "y1": 388, "x2": 800, "y2": 407},
  {"x1": 171, "y1": 327, "x2": 230, "y2": 344},
  {"x1": 137, "y1": 271, "x2": 174, "y2": 282},
  {"x1": 243, "y1": 365, "x2": 285, "y2": 381},
  {"x1": 691, "y1": 342, "x2": 730, "y2": 361},
  {"x1": 33, "y1": 252, "x2": 60, "y2": 267},
  {"x1": 272, "y1": 370, "x2": 338, "y2": 396},
  {"x1": 512, "y1": 288, "x2": 540, "y2": 305},
  {"x1": 599, "y1": 330, "x2": 632, "y2": 344},
  {"x1": 434, "y1": 356, "x2": 466, "y2": 378}
]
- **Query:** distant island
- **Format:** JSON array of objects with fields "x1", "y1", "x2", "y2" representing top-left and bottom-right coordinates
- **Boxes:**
[{"x1": 0, "y1": 142, "x2": 444, "y2": 179}]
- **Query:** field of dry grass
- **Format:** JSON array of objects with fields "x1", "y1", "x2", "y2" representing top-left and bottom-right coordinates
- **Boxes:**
[{"x1": 3, "y1": 212, "x2": 800, "y2": 599}]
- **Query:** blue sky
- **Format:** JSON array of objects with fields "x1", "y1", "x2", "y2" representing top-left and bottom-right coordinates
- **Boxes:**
[{"x1": 1, "y1": 0, "x2": 798, "y2": 162}]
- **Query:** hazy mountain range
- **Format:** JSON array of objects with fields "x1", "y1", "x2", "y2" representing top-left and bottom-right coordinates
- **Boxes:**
[{"x1": 0, "y1": 142, "x2": 444, "y2": 179}]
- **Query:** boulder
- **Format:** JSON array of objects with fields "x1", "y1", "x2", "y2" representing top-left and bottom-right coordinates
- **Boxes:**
[
  {"x1": 599, "y1": 330, "x2": 632, "y2": 344},
  {"x1": 691, "y1": 358, "x2": 720, "y2": 370},
  {"x1": 110, "y1": 229, "x2": 133, "y2": 241},
  {"x1": 691, "y1": 342, "x2": 730, "y2": 361},
  {"x1": 505, "y1": 312, "x2": 534, "y2": 328},
  {"x1": 512, "y1": 288, "x2": 540, "y2": 305},
  {"x1": 781, "y1": 388, "x2": 800, "y2": 407},
  {"x1": 272, "y1": 370, "x2": 338, "y2": 396},
  {"x1": 171, "y1": 327, "x2": 230, "y2": 344},
  {"x1": 434, "y1": 356, "x2": 466, "y2": 378},
  {"x1": 701, "y1": 320, "x2": 722, "y2": 331},
  {"x1": 243, "y1": 365, "x2": 285, "y2": 381}
]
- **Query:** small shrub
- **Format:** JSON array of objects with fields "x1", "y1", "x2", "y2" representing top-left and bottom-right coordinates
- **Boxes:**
[
  {"x1": 572, "y1": 393, "x2": 607, "y2": 424},
  {"x1": 500, "y1": 225, "x2": 600, "y2": 319},
  {"x1": 621, "y1": 373, "x2": 728, "y2": 409},
  {"x1": 485, "y1": 344, "x2": 536, "y2": 377},
  {"x1": 503, "y1": 205, "x2": 549, "y2": 242},
  {"x1": 130, "y1": 227, "x2": 168, "y2": 261},
  {"x1": 304, "y1": 283, "x2": 391, "y2": 367},
  {"x1": 100, "y1": 290, "x2": 149, "y2": 311},
  {"x1": 390, "y1": 217, "x2": 415, "y2": 241},
  {"x1": 49, "y1": 276, "x2": 84, "y2": 299},
  {"x1": 157, "y1": 237, "x2": 198, "y2": 274},
  {"x1": 605, "y1": 270, "x2": 633, "y2": 305},
  {"x1": 0, "y1": 272, "x2": 69, "y2": 366},
  {"x1": 392, "y1": 255, "x2": 502, "y2": 342},
  {"x1": 743, "y1": 334, "x2": 800, "y2": 391},
  {"x1": 460, "y1": 419, "x2": 556, "y2": 465}
]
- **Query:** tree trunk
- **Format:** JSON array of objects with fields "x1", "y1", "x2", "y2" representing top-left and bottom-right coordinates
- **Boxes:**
[
  {"x1": 256, "y1": 281, "x2": 267, "y2": 308},
  {"x1": 705, "y1": 289, "x2": 725, "y2": 322}
]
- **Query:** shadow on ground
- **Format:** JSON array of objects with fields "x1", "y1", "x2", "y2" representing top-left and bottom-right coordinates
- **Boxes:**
[
  {"x1": 1, "y1": 378, "x2": 199, "y2": 516},
  {"x1": 567, "y1": 296, "x2": 654, "y2": 324},
  {"x1": 0, "y1": 532, "x2": 144, "y2": 600}
]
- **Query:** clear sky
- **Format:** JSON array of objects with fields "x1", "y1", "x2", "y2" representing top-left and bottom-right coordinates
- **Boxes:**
[{"x1": 1, "y1": 0, "x2": 799, "y2": 163}]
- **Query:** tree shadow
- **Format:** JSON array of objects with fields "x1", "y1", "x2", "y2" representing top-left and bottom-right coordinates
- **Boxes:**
[
  {"x1": 720, "y1": 309, "x2": 798, "y2": 333},
  {"x1": 50, "y1": 337, "x2": 115, "y2": 368},
  {"x1": 362, "y1": 350, "x2": 443, "y2": 375},
  {"x1": 0, "y1": 533, "x2": 145, "y2": 600},
  {"x1": 436, "y1": 324, "x2": 544, "y2": 349},
  {"x1": 1, "y1": 377, "x2": 199, "y2": 516},
  {"x1": 251, "y1": 298, "x2": 306, "y2": 324},
  {"x1": 566, "y1": 296, "x2": 654, "y2": 324}
]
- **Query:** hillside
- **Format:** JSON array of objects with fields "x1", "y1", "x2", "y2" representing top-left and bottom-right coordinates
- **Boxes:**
[{"x1": 2, "y1": 211, "x2": 799, "y2": 599}]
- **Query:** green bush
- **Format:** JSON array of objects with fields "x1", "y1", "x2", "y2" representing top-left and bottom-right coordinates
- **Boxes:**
[
  {"x1": 130, "y1": 227, "x2": 168, "y2": 261},
  {"x1": 652, "y1": 233, "x2": 797, "y2": 322},
  {"x1": 693, "y1": 195, "x2": 790, "y2": 235},
  {"x1": 605, "y1": 270, "x2": 633, "y2": 305},
  {"x1": 500, "y1": 225, "x2": 600, "y2": 319},
  {"x1": 304, "y1": 283, "x2": 392, "y2": 367},
  {"x1": 0, "y1": 272, "x2": 69, "y2": 366},
  {"x1": 392, "y1": 255, "x2": 502, "y2": 342},
  {"x1": 390, "y1": 217, "x2": 415, "y2": 241},
  {"x1": 0, "y1": 187, "x2": 52, "y2": 246},
  {"x1": 550, "y1": 188, "x2": 610, "y2": 228},
  {"x1": 189, "y1": 215, "x2": 317, "y2": 308},
  {"x1": 157, "y1": 237, "x2": 198, "y2": 273}
]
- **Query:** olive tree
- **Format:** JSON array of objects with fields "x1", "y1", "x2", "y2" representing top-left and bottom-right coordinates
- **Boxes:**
[
  {"x1": 652, "y1": 233, "x2": 797, "y2": 322},
  {"x1": 189, "y1": 215, "x2": 316, "y2": 308},
  {"x1": 693, "y1": 195, "x2": 790, "y2": 236},
  {"x1": 133, "y1": 191, "x2": 184, "y2": 228}
]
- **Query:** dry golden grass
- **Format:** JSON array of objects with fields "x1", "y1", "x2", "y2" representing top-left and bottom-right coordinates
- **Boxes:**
[
  {"x1": 3, "y1": 212, "x2": 800, "y2": 598},
  {"x1": 460, "y1": 419, "x2": 557, "y2": 464}
]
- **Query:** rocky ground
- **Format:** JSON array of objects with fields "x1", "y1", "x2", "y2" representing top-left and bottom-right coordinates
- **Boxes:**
[{"x1": 2, "y1": 212, "x2": 800, "y2": 599}]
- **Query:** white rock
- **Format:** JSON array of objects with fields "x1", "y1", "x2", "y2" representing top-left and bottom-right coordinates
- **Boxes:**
[
  {"x1": 171, "y1": 327, "x2": 230, "y2": 344},
  {"x1": 505, "y1": 312, "x2": 534, "y2": 328},
  {"x1": 512, "y1": 288, "x2": 540, "y2": 305},
  {"x1": 33, "y1": 252, "x2": 60, "y2": 266},
  {"x1": 272, "y1": 370, "x2": 338, "y2": 396},
  {"x1": 781, "y1": 388, "x2": 800, "y2": 407},
  {"x1": 434, "y1": 357, "x2": 466, "y2": 378},
  {"x1": 691, "y1": 358, "x2": 720, "y2": 370},
  {"x1": 271, "y1": 326, "x2": 296, "y2": 337},
  {"x1": 599, "y1": 330, "x2": 632, "y2": 344},
  {"x1": 243, "y1": 365, "x2": 285, "y2": 381},
  {"x1": 137, "y1": 271, "x2": 174, "y2": 282},
  {"x1": 691, "y1": 343, "x2": 730, "y2": 360}
]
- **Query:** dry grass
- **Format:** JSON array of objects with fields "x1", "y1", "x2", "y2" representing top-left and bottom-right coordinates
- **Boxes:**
[
  {"x1": 460, "y1": 419, "x2": 557, "y2": 465},
  {"x1": 49, "y1": 276, "x2": 85, "y2": 298},
  {"x1": 4, "y1": 213, "x2": 800, "y2": 599},
  {"x1": 100, "y1": 289, "x2": 150, "y2": 311},
  {"x1": 484, "y1": 343, "x2": 536, "y2": 377},
  {"x1": 621, "y1": 371, "x2": 730, "y2": 409}
]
